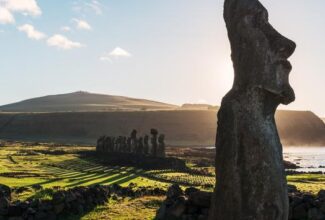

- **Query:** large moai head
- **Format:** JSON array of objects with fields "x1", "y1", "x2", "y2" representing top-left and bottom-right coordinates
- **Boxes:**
[{"x1": 224, "y1": 0, "x2": 296, "y2": 105}]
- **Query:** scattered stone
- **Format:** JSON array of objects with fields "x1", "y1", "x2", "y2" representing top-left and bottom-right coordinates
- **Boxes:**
[
  {"x1": 157, "y1": 185, "x2": 210, "y2": 220},
  {"x1": 31, "y1": 184, "x2": 43, "y2": 191},
  {"x1": 166, "y1": 184, "x2": 183, "y2": 199},
  {"x1": 288, "y1": 184, "x2": 298, "y2": 193},
  {"x1": 188, "y1": 191, "x2": 211, "y2": 208},
  {"x1": 0, "y1": 184, "x2": 166, "y2": 219},
  {"x1": 184, "y1": 187, "x2": 199, "y2": 196},
  {"x1": 158, "y1": 185, "x2": 325, "y2": 220},
  {"x1": 0, "y1": 184, "x2": 11, "y2": 200}
]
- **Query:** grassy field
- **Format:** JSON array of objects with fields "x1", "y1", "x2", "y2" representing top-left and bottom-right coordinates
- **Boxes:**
[{"x1": 0, "y1": 143, "x2": 324, "y2": 219}]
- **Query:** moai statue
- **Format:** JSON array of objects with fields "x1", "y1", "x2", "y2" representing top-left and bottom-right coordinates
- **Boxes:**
[
  {"x1": 130, "y1": 129, "x2": 137, "y2": 153},
  {"x1": 137, "y1": 137, "x2": 144, "y2": 154},
  {"x1": 126, "y1": 137, "x2": 132, "y2": 153},
  {"x1": 150, "y1": 129, "x2": 158, "y2": 157},
  {"x1": 107, "y1": 137, "x2": 113, "y2": 152},
  {"x1": 143, "y1": 135, "x2": 149, "y2": 155},
  {"x1": 115, "y1": 136, "x2": 120, "y2": 152},
  {"x1": 157, "y1": 134, "x2": 166, "y2": 158},
  {"x1": 114, "y1": 138, "x2": 119, "y2": 152},
  {"x1": 96, "y1": 136, "x2": 105, "y2": 152},
  {"x1": 104, "y1": 136, "x2": 111, "y2": 152},
  {"x1": 209, "y1": 0, "x2": 296, "y2": 219},
  {"x1": 121, "y1": 137, "x2": 127, "y2": 153},
  {"x1": 111, "y1": 137, "x2": 116, "y2": 152}
]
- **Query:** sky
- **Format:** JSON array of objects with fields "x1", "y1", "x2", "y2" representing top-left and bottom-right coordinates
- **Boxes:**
[{"x1": 0, "y1": 0, "x2": 325, "y2": 117}]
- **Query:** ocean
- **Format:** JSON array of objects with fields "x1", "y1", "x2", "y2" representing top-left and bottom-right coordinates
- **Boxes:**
[{"x1": 283, "y1": 147, "x2": 325, "y2": 172}]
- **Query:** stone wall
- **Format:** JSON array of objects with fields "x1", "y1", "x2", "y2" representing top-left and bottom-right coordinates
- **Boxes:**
[
  {"x1": 156, "y1": 185, "x2": 325, "y2": 220},
  {"x1": 0, "y1": 184, "x2": 165, "y2": 220}
]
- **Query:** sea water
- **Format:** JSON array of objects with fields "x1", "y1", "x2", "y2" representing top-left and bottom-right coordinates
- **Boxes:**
[
  {"x1": 283, "y1": 147, "x2": 325, "y2": 172},
  {"x1": 206, "y1": 146, "x2": 325, "y2": 172}
]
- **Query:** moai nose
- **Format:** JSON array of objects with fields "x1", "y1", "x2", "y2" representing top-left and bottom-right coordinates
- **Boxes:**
[{"x1": 275, "y1": 36, "x2": 296, "y2": 59}]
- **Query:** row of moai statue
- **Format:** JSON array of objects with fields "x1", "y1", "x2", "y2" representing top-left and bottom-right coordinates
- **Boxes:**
[{"x1": 96, "y1": 129, "x2": 166, "y2": 158}]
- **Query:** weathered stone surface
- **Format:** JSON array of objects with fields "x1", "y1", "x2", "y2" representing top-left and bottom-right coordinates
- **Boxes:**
[
  {"x1": 0, "y1": 196, "x2": 10, "y2": 215},
  {"x1": 209, "y1": 0, "x2": 296, "y2": 219},
  {"x1": 0, "y1": 184, "x2": 11, "y2": 200},
  {"x1": 318, "y1": 190, "x2": 325, "y2": 199},
  {"x1": 188, "y1": 191, "x2": 211, "y2": 208},
  {"x1": 158, "y1": 185, "x2": 325, "y2": 220},
  {"x1": 157, "y1": 185, "x2": 212, "y2": 220},
  {"x1": 166, "y1": 184, "x2": 183, "y2": 199},
  {"x1": 158, "y1": 134, "x2": 166, "y2": 158},
  {"x1": 308, "y1": 207, "x2": 325, "y2": 220},
  {"x1": 150, "y1": 128, "x2": 158, "y2": 157},
  {"x1": 1, "y1": 184, "x2": 166, "y2": 219}
]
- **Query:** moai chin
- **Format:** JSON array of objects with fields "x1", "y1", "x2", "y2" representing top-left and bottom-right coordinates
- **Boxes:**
[{"x1": 209, "y1": 0, "x2": 296, "y2": 219}]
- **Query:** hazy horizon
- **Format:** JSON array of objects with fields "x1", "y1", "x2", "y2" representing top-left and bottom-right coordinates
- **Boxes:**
[{"x1": 1, "y1": 0, "x2": 325, "y2": 117}]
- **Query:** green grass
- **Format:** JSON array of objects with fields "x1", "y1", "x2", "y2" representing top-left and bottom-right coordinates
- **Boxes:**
[
  {"x1": 287, "y1": 174, "x2": 325, "y2": 194},
  {"x1": 74, "y1": 196, "x2": 164, "y2": 220},
  {"x1": 0, "y1": 144, "x2": 324, "y2": 219}
]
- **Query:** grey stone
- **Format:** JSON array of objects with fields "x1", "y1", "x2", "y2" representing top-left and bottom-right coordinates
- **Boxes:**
[
  {"x1": 292, "y1": 204, "x2": 307, "y2": 219},
  {"x1": 318, "y1": 190, "x2": 325, "y2": 199},
  {"x1": 166, "y1": 184, "x2": 183, "y2": 199},
  {"x1": 308, "y1": 208, "x2": 325, "y2": 220},
  {"x1": 168, "y1": 197, "x2": 187, "y2": 218},
  {"x1": 0, "y1": 184, "x2": 11, "y2": 200},
  {"x1": 209, "y1": 0, "x2": 296, "y2": 219},
  {"x1": 320, "y1": 202, "x2": 325, "y2": 213},
  {"x1": 188, "y1": 191, "x2": 211, "y2": 208},
  {"x1": 184, "y1": 187, "x2": 199, "y2": 196},
  {"x1": 8, "y1": 217, "x2": 24, "y2": 220},
  {"x1": 156, "y1": 201, "x2": 167, "y2": 220},
  {"x1": 0, "y1": 196, "x2": 10, "y2": 215},
  {"x1": 53, "y1": 203, "x2": 64, "y2": 214},
  {"x1": 34, "y1": 211, "x2": 47, "y2": 220},
  {"x1": 288, "y1": 184, "x2": 298, "y2": 193}
]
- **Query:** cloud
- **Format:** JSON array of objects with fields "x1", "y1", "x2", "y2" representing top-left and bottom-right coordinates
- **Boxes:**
[
  {"x1": 3, "y1": 0, "x2": 42, "y2": 16},
  {"x1": 47, "y1": 34, "x2": 84, "y2": 50},
  {"x1": 0, "y1": 0, "x2": 41, "y2": 25},
  {"x1": 0, "y1": 7, "x2": 15, "y2": 24},
  {"x1": 72, "y1": 0, "x2": 103, "y2": 15},
  {"x1": 18, "y1": 24, "x2": 46, "y2": 40},
  {"x1": 73, "y1": 18, "x2": 91, "y2": 31},
  {"x1": 61, "y1": 26, "x2": 71, "y2": 32},
  {"x1": 100, "y1": 47, "x2": 131, "y2": 62},
  {"x1": 85, "y1": 0, "x2": 102, "y2": 15},
  {"x1": 109, "y1": 47, "x2": 131, "y2": 57},
  {"x1": 99, "y1": 56, "x2": 112, "y2": 63}
]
